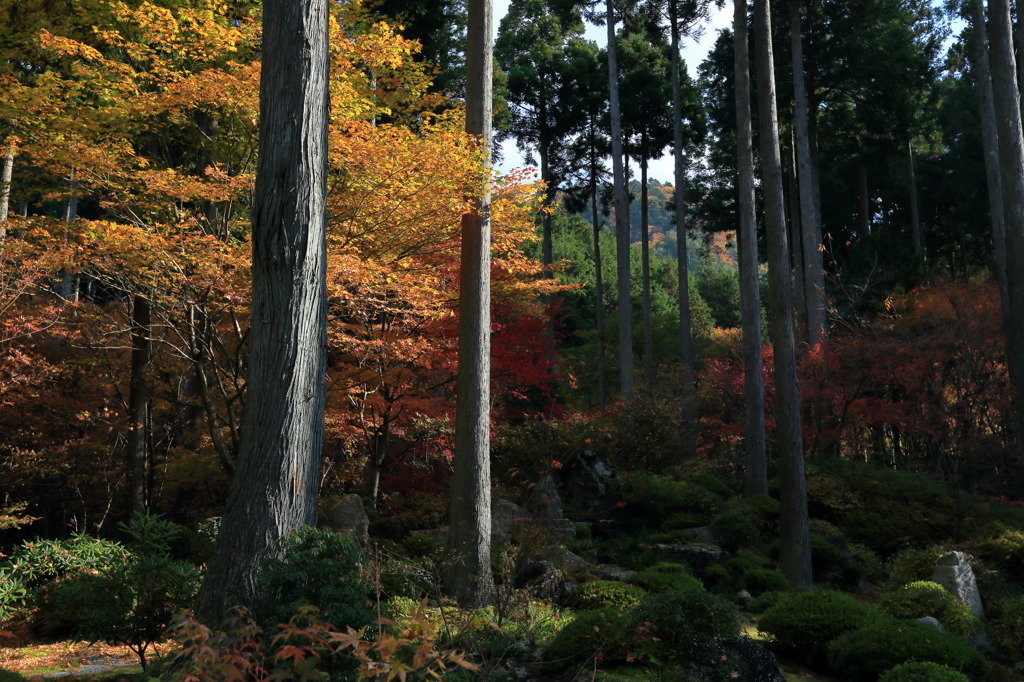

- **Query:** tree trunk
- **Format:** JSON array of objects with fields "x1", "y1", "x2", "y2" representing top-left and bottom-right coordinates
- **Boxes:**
[
  {"x1": 735, "y1": 0, "x2": 768, "y2": 498},
  {"x1": 445, "y1": 0, "x2": 495, "y2": 608},
  {"x1": 0, "y1": 145, "x2": 12, "y2": 244},
  {"x1": 540, "y1": 134, "x2": 555, "y2": 345},
  {"x1": 196, "y1": 0, "x2": 330, "y2": 624},
  {"x1": 786, "y1": 139, "x2": 806, "y2": 340},
  {"x1": 670, "y1": 0, "x2": 695, "y2": 453},
  {"x1": 591, "y1": 132, "x2": 608, "y2": 410},
  {"x1": 969, "y1": 0, "x2": 1010, "y2": 332},
  {"x1": 986, "y1": 0, "x2": 1024, "y2": 492},
  {"x1": 59, "y1": 172, "x2": 79, "y2": 301},
  {"x1": 907, "y1": 140, "x2": 923, "y2": 272},
  {"x1": 127, "y1": 295, "x2": 151, "y2": 514},
  {"x1": 754, "y1": 0, "x2": 812, "y2": 589},
  {"x1": 641, "y1": 155, "x2": 655, "y2": 388},
  {"x1": 607, "y1": 0, "x2": 634, "y2": 402},
  {"x1": 789, "y1": 0, "x2": 826, "y2": 343},
  {"x1": 858, "y1": 162, "x2": 870, "y2": 235}
]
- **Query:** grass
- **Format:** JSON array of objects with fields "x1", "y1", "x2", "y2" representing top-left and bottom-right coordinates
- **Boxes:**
[{"x1": 0, "y1": 640, "x2": 149, "y2": 679}]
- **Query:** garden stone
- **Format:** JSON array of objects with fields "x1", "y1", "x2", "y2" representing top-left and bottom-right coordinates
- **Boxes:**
[
  {"x1": 515, "y1": 559, "x2": 569, "y2": 601},
  {"x1": 916, "y1": 616, "x2": 944, "y2": 631},
  {"x1": 688, "y1": 637, "x2": 785, "y2": 682},
  {"x1": 592, "y1": 564, "x2": 636, "y2": 581},
  {"x1": 539, "y1": 545, "x2": 592, "y2": 573},
  {"x1": 559, "y1": 450, "x2": 618, "y2": 514},
  {"x1": 528, "y1": 474, "x2": 565, "y2": 520},
  {"x1": 331, "y1": 494, "x2": 369, "y2": 542},
  {"x1": 736, "y1": 589, "x2": 753, "y2": 605},
  {"x1": 492, "y1": 499, "x2": 526, "y2": 545},
  {"x1": 932, "y1": 551, "x2": 986, "y2": 621},
  {"x1": 649, "y1": 543, "x2": 728, "y2": 571},
  {"x1": 689, "y1": 526, "x2": 716, "y2": 544}
]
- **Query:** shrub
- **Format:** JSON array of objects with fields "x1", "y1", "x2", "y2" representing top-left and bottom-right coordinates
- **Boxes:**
[
  {"x1": 743, "y1": 568, "x2": 789, "y2": 595},
  {"x1": 567, "y1": 580, "x2": 645, "y2": 611},
  {"x1": 709, "y1": 510, "x2": 759, "y2": 551},
  {"x1": 827, "y1": 619, "x2": 988, "y2": 680},
  {"x1": 628, "y1": 563, "x2": 703, "y2": 593},
  {"x1": 662, "y1": 512, "x2": 711, "y2": 531},
  {"x1": 257, "y1": 526, "x2": 373, "y2": 632},
  {"x1": 546, "y1": 608, "x2": 635, "y2": 664},
  {"x1": 879, "y1": 581, "x2": 982, "y2": 637},
  {"x1": 633, "y1": 588, "x2": 739, "y2": 662},
  {"x1": 0, "y1": 671, "x2": 29, "y2": 682},
  {"x1": 727, "y1": 495, "x2": 780, "y2": 535},
  {"x1": 686, "y1": 473, "x2": 735, "y2": 499},
  {"x1": 878, "y1": 661, "x2": 971, "y2": 682},
  {"x1": 990, "y1": 594, "x2": 1024, "y2": 658},
  {"x1": 979, "y1": 529, "x2": 1024, "y2": 581},
  {"x1": 747, "y1": 590, "x2": 783, "y2": 614},
  {"x1": 758, "y1": 589, "x2": 879, "y2": 660},
  {"x1": 618, "y1": 473, "x2": 723, "y2": 529},
  {"x1": 885, "y1": 546, "x2": 944, "y2": 590}
]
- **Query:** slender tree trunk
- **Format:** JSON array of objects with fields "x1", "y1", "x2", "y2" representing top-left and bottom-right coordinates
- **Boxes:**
[
  {"x1": 906, "y1": 140, "x2": 923, "y2": 272},
  {"x1": 969, "y1": 0, "x2": 1011, "y2": 331},
  {"x1": 196, "y1": 0, "x2": 330, "y2": 624},
  {"x1": 754, "y1": 0, "x2": 812, "y2": 589},
  {"x1": 858, "y1": 162, "x2": 870, "y2": 235},
  {"x1": 987, "y1": 0, "x2": 1024, "y2": 492},
  {"x1": 607, "y1": 0, "x2": 634, "y2": 402},
  {"x1": 590, "y1": 153, "x2": 608, "y2": 410},
  {"x1": 59, "y1": 174, "x2": 79, "y2": 301},
  {"x1": 787, "y1": 139, "x2": 806, "y2": 340},
  {"x1": 789, "y1": 0, "x2": 826, "y2": 343},
  {"x1": 735, "y1": 0, "x2": 768, "y2": 497},
  {"x1": 641, "y1": 155, "x2": 655, "y2": 388},
  {"x1": 540, "y1": 135, "x2": 555, "y2": 345},
  {"x1": 127, "y1": 295, "x2": 151, "y2": 514},
  {"x1": 670, "y1": 0, "x2": 695, "y2": 453},
  {"x1": 445, "y1": 0, "x2": 494, "y2": 608},
  {"x1": 0, "y1": 145, "x2": 12, "y2": 244}
]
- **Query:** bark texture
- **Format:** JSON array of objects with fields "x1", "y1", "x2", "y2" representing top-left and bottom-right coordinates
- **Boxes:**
[
  {"x1": 590, "y1": 138, "x2": 608, "y2": 410},
  {"x1": 127, "y1": 295, "x2": 151, "y2": 513},
  {"x1": 754, "y1": 0, "x2": 812, "y2": 589},
  {"x1": 445, "y1": 0, "x2": 495, "y2": 608},
  {"x1": 0, "y1": 146, "x2": 12, "y2": 243},
  {"x1": 196, "y1": 0, "x2": 329, "y2": 624},
  {"x1": 641, "y1": 157, "x2": 655, "y2": 387},
  {"x1": 735, "y1": 0, "x2": 768, "y2": 498}
]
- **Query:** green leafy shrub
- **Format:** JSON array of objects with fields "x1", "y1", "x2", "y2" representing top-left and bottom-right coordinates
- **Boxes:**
[
  {"x1": 743, "y1": 568, "x2": 789, "y2": 595},
  {"x1": 5, "y1": 533, "x2": 129, "y2": 588},
  {"x1": 885, "y1": 546, "x2": 944, "y2": 590},
  {"x1": 662, "y1": 512, "x2": 710, "y2": 531},
  {"x1": 879, "y1": 661, "x2": 971, "y2": 682},
  {"x1": 990, "y1": 594, "x2": 1024, "y2": 658},
  {"x1": 257, "y1": 526, "x2": 373, "y2": 632},
  {"x1": 709, "y1": 510, "x2": 759, "y2": 551},
  {"x1": 567, "y1": 580, "x2": 645, "y2": 611},
  {"x1": 879, "y1": 581, "x2": 982, "y2": 637},
  {"x1": 546, "y1": 608, "x2": 635, "y2": 664},
  {"x1": 53, "y1": 513, "x2": 199, "y2": 672},
  {"x1": 759, "y1": 589, "x2": 879, "y2": 660},
  {"x1": 0, "y1": 670, "x2": 29, "y2": 682},
  {"x1": 686, "y1": 473, "x2": 735, "y2": 499},
  {"x1": 727, "y1": 495, "x2": 780, "y2": 535},
  {"x1": 618, "y1": 473, "x2": 723, "y2": 529},
  {"x1": 979, "y1": 529, "x2": 1024, "y2": 582},
  {"x1": 633, "y1": 588, "x2": 739, "y2": 662},
  {"x1": 0, "y1": 568, "x2": 28, "y2": 623},
  {"x1": 628, "y1": 563, "x2": 702, "y2": 593},
  {"x1": 827, "y1": 619, "x2": 988, "y2": 680},
  {"x1": 747, "y1": 590, "x2": 783, "y2": 614}
]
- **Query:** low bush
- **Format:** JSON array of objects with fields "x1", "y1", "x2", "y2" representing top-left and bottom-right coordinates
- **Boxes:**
[
  {"x1": 990, "y1": 594, "x2": 1024, "y2": 658},
  {"x1": 879, "y1": 580, "x2": 982, "y2": 637},
  {"x1": 979, "y1": 529, "x2": 1024, "y2": 583},
  {"x1": 827, "y1": 618, "x2": 988, "y2": 680},
  {"x1": 633, "y1": 588, "x2": 739, "y2": 662},
  {"x1": 685, "y1": 473, "x2": 735, "y2": 499},
  {"x1": 758, "y1": 589, "x2": 879, "y2": 660},
  {"x1": 743, "y1": 568, "x2": 789, "y2": 595},
  {"x1": 545, "y1": 608, "x2": 635, "y2": 665},
  {"x1": 628, "y1": 563, "x2": 702, "y2": 593},
  {"x1": 878, "y1": 661, "x2": 971, "y2": 682},
  {"x1": 885, "y1": 546, "x2": 945, "y2": 590},
  {"x1": 567, "y1": 580, "x2": 645, "y2": 611},
  {"x1": 709, "y1": 510, "x2": 759, "y2": 551},
  {"x1": 618, "y1": 473, "x2": 723, "y2": 529}
]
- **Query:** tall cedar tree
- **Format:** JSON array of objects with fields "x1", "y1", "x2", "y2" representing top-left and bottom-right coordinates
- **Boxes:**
[
  {"x1": 734, "y1": 0, "x2": 767, "y2": 497},
  {"x1": 196, "y1": 0, "x2": 330, "y2": 622},
  {"x1": 754, "y1": 0, "x2": 812, "y2": 588},
  {"x1": 445, "y1": 0, "x2": 495, "y2": 608},
  {"x1": 986, "y1": 0, "x2": 1024, "y2": 491}
]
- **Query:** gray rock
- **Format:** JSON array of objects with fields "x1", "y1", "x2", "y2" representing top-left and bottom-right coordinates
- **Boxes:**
[
  {"x1": 560, "y1": 450, "x2": 618, "y2": 514},
  {"x1": 932, "y1": 551, "x2": 986, "y2": 622},
  {"x1": 539, "y1": 545, "x2": 592, "y2": 573},
  {"x1": 543, "y1": 517, "x2": 577, "y2": 541},
  {"x1": 649, "y1": 543, "x2": 728, "y2": 570},
  {"x1": 592, "y1": 564, "x2": 636, "y2": 582},
  {"x1": 916, "y1": 616, "x2": 944, "y2": 631},
  {"x1": 515, "y1": 559, "x2": 569, "y2": 601},
  {"x1": 736, "y1": 589, "x2": 753, "y2": 605},
  {"x1": 528, "y1": 474, "x2": 565, "y2": 520},
  {"x1": 689, "y1": 526, "x2": 716, "y2": 544},
  {"x1": 689, "y1": 637, "x2": 785, "y2": 682},
  {"x1": 492, "y1": 499, "x2": 526, "y2": 545},
  {"x1": 331, "y1": 494, "x2": 369, "y2": 542}
]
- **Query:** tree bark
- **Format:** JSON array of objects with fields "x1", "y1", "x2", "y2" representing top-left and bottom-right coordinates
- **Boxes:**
[
  {"x1": 858, "y1": 162, "x2": 870, "y2": 236},
  {"x1": 445, "y1": 0, "x2": 495, "y2": 608},
  {"x1": 906, "y1": 140, "x2": 923, "y2": 272},
  {"x1": 540, "y1": 134, "x2": 555, "y2": 345},
  {"x1": 969, "y1": 0, "x2": 1010, "y2": 332},
  {"x1": 127, "y1": 295, "x2": 151, "y2": 514},
  {"x1": 196, "y1": 0, "x2": 330, "y2": 624},
  {"x1": 670, "y1": 0, "x2": 695, "y2": 453},
  {"x1": 0, "y1": 145, "x2": 12, "y2": 244},
  {"x1": 986, "y1": 0, "x2": 1024, "y2": 491},
  {"x1": 641, "y1": 155, "x2": 655, "y2": 388},
  {"x1": 607, "y1": 0, "x2": 634, "y2": 402},
  {"x1": 754, "y1": 0, "x2": 812, "y2": 589},
  {"x1": 788, "y1": 0, "x2": 826, "y2": 343},
  {"x1": 786, "y1": 139, "x2": 806, "y2": 340},
  {"x1": 735, "y1": 0, "x2": 768, "y2": 498},
  {"x1": 590, "y1": 128, "x2": 608, "y2": 410}
]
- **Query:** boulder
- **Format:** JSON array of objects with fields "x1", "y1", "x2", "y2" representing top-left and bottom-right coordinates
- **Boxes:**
[
  {"x1": 688, "y1": 637, "x2": 785, "y2": 682},
  {"x1": 649, "y1": 543, "x2": 728, "y2": 571},
  {"x1": 492, "y1": 499, "x2": 526, "y2": 545},
  {"x1": 539, "y1": 545, "x2": 592, "y2": 573},
  {"x1": 592, "y1": 564, "x2": 636, "y2": 582},
  {"x1": 915, "y1": 616, "x2": 944, "y2": 632},
  {"x1": 331, "y1": 494, "x2": 369, "y2": 542},
  {"x1": 528, "y1": 474, "x2": 565, "y2": 520},
  {"x1": 932, "y1": 551, "x2": 986, "y2": 622},
  {"x1": 559, "y1": 450, "x2": 618, "y2": 514}
]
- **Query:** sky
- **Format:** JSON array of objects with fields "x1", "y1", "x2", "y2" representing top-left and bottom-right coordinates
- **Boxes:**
[{"x1": 491, "y1": 0, "x2": 735, "y2": 182}]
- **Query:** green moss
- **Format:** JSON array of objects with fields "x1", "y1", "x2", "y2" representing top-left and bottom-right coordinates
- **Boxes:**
[
  {"x1": 568, "y1": 580, "x2": 646, "y2": 611},
  {"x1": 758, "y1": 589, "x2": 879, "y2": 661},
  {"x1": 879, "y1": 580, "x2": 982, "y2": 637},
  {"x1": 628, "y1": 562, "x2": 703, "y2": 593},
  {"x1": 878, "y1": 662, "x2": 971, "y2": 682}
]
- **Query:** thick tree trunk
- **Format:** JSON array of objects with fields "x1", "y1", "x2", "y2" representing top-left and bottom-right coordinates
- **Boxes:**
[
  {"x1": 907, "y1": 140, "x2": 923, "y2": 271},
  {"x1": 607, "y1": 0, "x2": 634, "y2": 402},
  {"x1": 196, "y1": 0, "x2": 330, "y2": 624},
  {"x1": 735, "y1": 0, "x2": 768, "y2": 497},
  {"x1": 445, "y1": 0, "x2": 494, "y2": 608},
  {"x1": 986, "y1": 0, "x2": 1024, "y2": 491},
  {"x1": 789, "y1": 0, "x2": 826, "y2": 343},
  {"x1": 754, "y1": 0, "x2": 812, "y2": 589},
  {"x1": 126, "y1": 295, "x2": 151, "y2": 514},
  {"x1": 0, "y1": 145, "x2": 12, "y2": 244},
  {"x1": 641, "y1": 156, "x2": 655, "y2": 388},
  {"x1": 670, "y1": 0, "x2": 695, "y2": 453},
  {"x1": 590, "y1": 134, "x2": 608, "y2": 410},
  {"x1": 969, "y1": 0, "x2": 1011, "y2": 332}
]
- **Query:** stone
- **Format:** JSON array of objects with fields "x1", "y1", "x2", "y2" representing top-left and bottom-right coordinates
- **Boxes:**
[
  {"x1": 515, "y1": 559, "x2": 569, "y2": 601},
  {"x1": 559, "y1": 450, "x2": 618, "y2": 514},
  {"x1": 592, "y1": 564, "x2": 636, "y2": 582},
  {"x1": 539, "y1": 545, "x2": 592, "y2": 573},
  {"x1": 492, "y1": 499, "x2": 526, "y2": 545},
  {"x1": 736, "y1": 589, "x2": 753, "y2": 606},
  {"x1": 528, "y1": 474, "x2": 565, "y2": 520},
  {"x1": 688, "y1": 637, "x2": 785, "y2": 682},
  {"x1": 932, "y1": 551, "x2": 986, "y2": 622},
  {"x1": 916, "y1": 616, "x2": 944, "y2": 632},
  {"x1": 331, "y1": 494, "x2": 369, "y2": 542},
  {"x1": 689, "y1": 526, "x2": 716, "y2": 544},
  {"x1": 649, "y1": 543, "x2": 728, "y2": 571}
]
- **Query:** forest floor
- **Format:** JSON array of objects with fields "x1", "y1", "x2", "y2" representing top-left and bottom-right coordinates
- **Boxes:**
[{"x1": 0, "y1": 640, "x2": 144, "y2": 680}]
